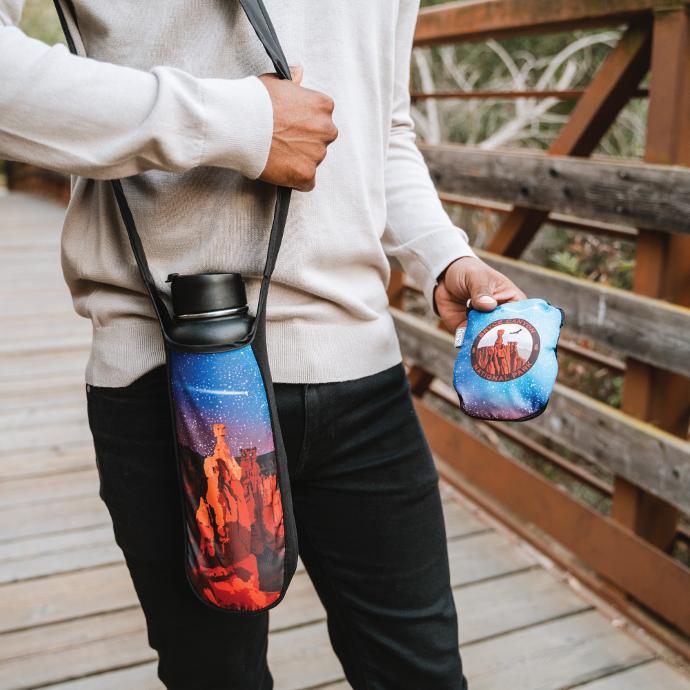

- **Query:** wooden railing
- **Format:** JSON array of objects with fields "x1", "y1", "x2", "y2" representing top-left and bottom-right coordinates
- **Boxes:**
[{"x1": 393, "y1": 0, "x2": 690, "y2": 653}]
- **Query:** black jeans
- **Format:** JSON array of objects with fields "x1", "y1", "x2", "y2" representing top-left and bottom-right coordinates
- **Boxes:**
[{"x1": 86, "y1": 363, "x2": 467, "y2": 690}]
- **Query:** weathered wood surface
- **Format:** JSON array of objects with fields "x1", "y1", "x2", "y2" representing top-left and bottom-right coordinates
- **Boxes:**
[
  {"x1": 1, "y1": 192, "x2": 689, "y2": 689},
  {"x1": 393, "y1": 306, "x2": 690, "y2": 514},
  {"x1": 422, "y1": 144, "x2": 690, "y2": 235},
  {"x1": 414, "y1": 0, "x2": 686, "y2": 45},
  {"x1": 575, "y1": 661, "x2": 690, "y2": 689},
  {"x1": 478, "y1": 250, "x2": 690, "y2": 378}
]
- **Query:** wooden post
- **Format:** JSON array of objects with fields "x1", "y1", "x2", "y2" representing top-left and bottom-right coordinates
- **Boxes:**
[
  {"x1": 612, "y1": 7, "x2": 690, "y2": 552},
  {"x1": 487, "y1": 24, "x2": 652, "y2": 257},
  {"x1": 387, "y1": 267, "x2": 405, "y2": 309}
]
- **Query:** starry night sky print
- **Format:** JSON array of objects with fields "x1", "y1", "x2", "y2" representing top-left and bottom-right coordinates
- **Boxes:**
[{"x1": 170, "y1": 346, "x2": 275, "y2": 457}]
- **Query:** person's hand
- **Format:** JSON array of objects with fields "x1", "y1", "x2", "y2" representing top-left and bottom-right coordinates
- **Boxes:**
[
  {"x1": 434, "y1": 256, "x2": 527, "y2": 332},
  {"x1": 258, "y1": 65, "x2": 338, "y2": 192}
]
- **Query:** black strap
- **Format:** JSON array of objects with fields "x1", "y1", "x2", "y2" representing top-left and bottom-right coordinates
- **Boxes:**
[
  {"x1": 53, "y1": 0, "x2": 292, "y2": 336},
  {"x1": 239, "y1": 0, "x2": 291, "y2": 81}
]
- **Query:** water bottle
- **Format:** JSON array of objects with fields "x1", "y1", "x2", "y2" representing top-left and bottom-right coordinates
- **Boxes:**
[{"x1": 166, "y1": 272, "x2": 254, "y2": 347}]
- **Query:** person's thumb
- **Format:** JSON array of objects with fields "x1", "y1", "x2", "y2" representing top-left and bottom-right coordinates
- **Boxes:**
[
  {"x1": 289, "y1": 64, "x2": 304, "y2": 84},
  {"x1": 469, "y1": 283, "x2": 497, "y2": 311}
]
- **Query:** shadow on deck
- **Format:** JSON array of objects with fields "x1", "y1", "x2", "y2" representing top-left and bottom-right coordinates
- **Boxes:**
[{"x1": 1, "y1": 192, "x2": 689, "y2": 690}]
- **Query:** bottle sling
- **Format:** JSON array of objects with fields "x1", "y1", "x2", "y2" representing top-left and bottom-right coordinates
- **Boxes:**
[{"x1": 53, "y1": 0, "x2": 298, "y2": 614}]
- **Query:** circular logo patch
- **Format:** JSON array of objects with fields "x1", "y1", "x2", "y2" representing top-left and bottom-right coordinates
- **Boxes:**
[{"x1": 470, "y1": 318, "x2": 540, "y2": 382}]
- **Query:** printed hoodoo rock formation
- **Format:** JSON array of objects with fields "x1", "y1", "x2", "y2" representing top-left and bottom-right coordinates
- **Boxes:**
[
  {"x1": 191, "y1": 423, "x2": 284, "y2": 608},
  {"x1": 474, "y1": 329, "x2": 528, "y2": 377}
]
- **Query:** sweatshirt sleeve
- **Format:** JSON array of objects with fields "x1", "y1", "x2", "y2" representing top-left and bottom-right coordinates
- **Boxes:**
[
  {"x1": 382, "y1": 0, "x2": 476, "y2": 309},
  {"x1": 0, "y1": 5, "x2": 273, "y2": 181}
]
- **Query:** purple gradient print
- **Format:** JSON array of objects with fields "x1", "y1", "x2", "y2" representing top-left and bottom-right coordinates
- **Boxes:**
[{"x1": 169, "y1": 346, "x2": 275, "y2": 457}]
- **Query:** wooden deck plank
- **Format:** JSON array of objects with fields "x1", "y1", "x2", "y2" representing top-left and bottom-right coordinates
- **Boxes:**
[
  {"x1": 0, "y1": 548, "x2": 578, "y2": 686},
  {"x1": 0, "y1": 315, "x2": 91, "y2": 353},
  {"x1": 0, "y1": 401, "x2": 87, "y2": 433},
  {"x1": 0, "y1": 540, "x2": 122, "y2": 584},
  {"x1": 32, "y1": 609, "x2": 651, "y2": 690},
  {"x1": 456, "y1": 569, "x2": 590, "y2": 644},
  {"x1": 0, "y1": 424, "x2": 90, "y2": 456},
  {"x1": 0, "y1": 550, "x2": 583, "y2": 641},
  {"x1": 30, "y1": 663, "x2": 163, "y2": 690},
  {"x1": 0, "y1": 384, "x2": 85, "y2": 415},
  {"x1": 0, "y1": 374, "x2": 86, "y2": 400},
  {"x1": 0, "y1": 494, "x2": 107, "y2": 542},
  {"x1": 0, "y1": 350, "x2": 88, "y2": 384},
  {"x1": 442, "y1": 496, "x2": 487, "y2": 538},
  {"x1": 0, "y1": 564, "x2": 136, "y2": 635},
  {"x1": 448, "y1": 530, "x2": 535, "y2": 586},
  {"x1": 0, "y1": 608, "x2": 146, "y2": 665},
  {"x1": 270, "y1": 622, "x2": 343, "y2": 690},
  {"x1": 0, "y1": 524, "x2": 113, "y2": 562},
  {"x1": 0, "y1": 444, "x2": 94, "y2": 481},
  {"x1": 0, "y1": 613, "x2": 152, "y2": 690},
  {"x1": 271, "y1": 571, "x2": 324, "y2": 631},
  {"x1": 573, "y1": 660, "x2": 690, "y2": 689},
  {"x1": 30, "y1": 624, "x2": 348, "y2": 690},
  {"x1": 461, "y1": 610, "x2": 653, "y2": 690},
  {"x1": 1, "y1": 606, "x2": 344, "y2": 690},
  {"x1": 0, "y1": 564, "x2": 593, "y2": 688},
  {"x1": 0, "y1": 469, "x2": 98, "y2": 508},
  {"x1": 0, "y1": 550, "x2": 305, "y2": 636},
  {"x1": 0, "y1": 296, "x2": 76, "y2": 317}
]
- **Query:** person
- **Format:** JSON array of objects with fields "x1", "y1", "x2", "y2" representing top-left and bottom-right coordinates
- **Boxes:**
[{"x1": 0, "y1": 1, "x2": 525, "y2": 688}]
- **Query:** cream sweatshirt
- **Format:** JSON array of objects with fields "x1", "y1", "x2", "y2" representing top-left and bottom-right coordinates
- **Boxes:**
[{"x1": 0, "y1": 0, "x2": 475, "y2": 385}]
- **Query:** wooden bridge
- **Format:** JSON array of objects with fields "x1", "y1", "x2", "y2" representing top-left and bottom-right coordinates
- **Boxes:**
[
  {"x1": 2, "y1": 0, "x2": 690, "y2": 688},
  {"x1": 1, "y1": 190, "x2": 688, "y2": 688}
]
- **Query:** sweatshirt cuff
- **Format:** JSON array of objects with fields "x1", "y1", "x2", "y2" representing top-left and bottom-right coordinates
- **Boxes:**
[
  {"x1": 397, "y1": 227, "x2": 477, "y2": 312},
  {"x1": 197, "y1": 75, "x2": 273, "y2": 179}
]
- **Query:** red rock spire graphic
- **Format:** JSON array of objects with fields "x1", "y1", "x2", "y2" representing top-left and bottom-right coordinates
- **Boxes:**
[
  {"x1": 196, "y1": 424, "x2": 251, "y2": 557},
  {"x1": 191, "y1": 423, "x2": 284, "y2": 609},
  {"x1": 475, "y1": 329, "x2": 528, "y2": 377}
]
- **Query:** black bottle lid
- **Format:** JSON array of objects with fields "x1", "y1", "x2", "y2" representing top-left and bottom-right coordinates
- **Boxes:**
[{"x1": 167, "y1": 272, "x2": 247, "y2": 318}]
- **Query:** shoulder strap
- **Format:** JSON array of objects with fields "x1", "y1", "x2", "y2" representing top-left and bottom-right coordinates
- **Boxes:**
[{"x1": 53, "y1": 0, "x2": 292, "y2": 336}]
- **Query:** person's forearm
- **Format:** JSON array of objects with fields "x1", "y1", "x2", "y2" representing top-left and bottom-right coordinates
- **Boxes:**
[
  {"x1": 384, "y1": 126, "x2": 477, "y2": 306},
  {"x1": 0, "y1": 24, "x2": 273, "y2": 180}
]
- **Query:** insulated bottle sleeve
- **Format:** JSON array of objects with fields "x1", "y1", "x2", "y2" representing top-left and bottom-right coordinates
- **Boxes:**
[
  {"x1": 169, "y1": 346, "x2": 288, "y2": 610},
  {"x1": 453, "y1": 298, "x2": 564, "y2": 421}
]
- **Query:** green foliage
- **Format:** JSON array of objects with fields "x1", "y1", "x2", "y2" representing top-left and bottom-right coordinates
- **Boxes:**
[
  {"x1": 543, "y1": 230, "x2": 635, "y2": 291},
  {"x1": 19, "y1": 0, "x2": 63, "y2": 44}
]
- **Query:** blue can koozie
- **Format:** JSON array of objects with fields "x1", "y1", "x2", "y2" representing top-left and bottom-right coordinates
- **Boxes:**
[{"x1": 453, "y1": 298, "x2": 564, "y2": 421}]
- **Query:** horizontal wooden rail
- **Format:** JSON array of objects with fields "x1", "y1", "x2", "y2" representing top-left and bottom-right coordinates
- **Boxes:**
[
  {"x1": 421, "y1": 144, "x2": 690, "y2": 235},
  {"x1": 413, "y1": 89, "x2": 586, "y2": 100},
  {"x1": 476, "y1": 251, "x2": 690, "y2": 377},
  {"x1": 392, "y1": 307, "x2": 690, "y2": 513},
  {"x1": 411, "y1": 88, "x2": 649, "y2": 100},
  {"x1": 5, "y1": 163, "x2": 70, "y2": 205},
  {"x1": 429, "y1": 379, "x2": 614, "y2": 493},
  {"x1": 438, "y1": 192, "x2": 638, "y2": 240},
  {"x1": 556, "y1": 338, "x2": 626, "y2": 371},
  {"x1": 414, "y1": 0, "x2": 686, "y2": 46}
]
